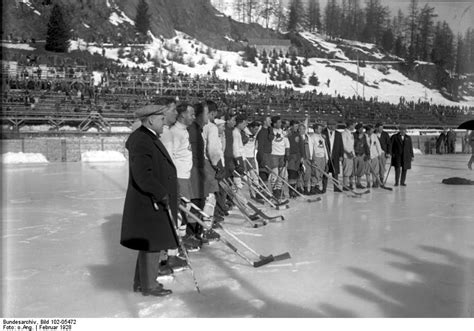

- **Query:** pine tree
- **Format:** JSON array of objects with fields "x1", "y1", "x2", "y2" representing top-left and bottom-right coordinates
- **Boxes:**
[
  {"x1": 45, "y1": 4, "x2": 71, "y2": 53},
  {"x1": 273, "y1": 0, "x2": 287, "y2": 32},
  {"x1": 259, "y1": 0, "x2": 273, "y2": 29},
  {"x1": 324, "y1": 0, "x2": 341, "y2": 37},
  {"x1": 288, "y1": 0, "x2": 304, "y2": 32},
  {"x1": 307, "y1": 0, "x2": 321, "y2": 32},
  {"x1": 245, "y1": 0, "x2": 259, "y2": 23},
  {"x1": 407, "y1": 0, "x2": 419, "y2": 61},
  {"x1": 381, "y1": 28, "x2": 394, "y2": 52},
  {"x1": 417, "y1": 4, "x2": 437, "y2": 61},
  {"x1": 362, "y1": 0, "x2": 388, "y2": 44},
  {"x1": 455, "y1": 35, "x2": 467, "y2": 75},
  {"x1": 135, "y1": 0, "x2": 151, "y2": 36}
]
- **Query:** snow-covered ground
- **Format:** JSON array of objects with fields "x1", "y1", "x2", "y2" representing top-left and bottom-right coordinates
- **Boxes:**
[
  {"x1": 2, "y1": 152, "x2": 48, "y2": 164},
  {"x1": 69, "y1": 30, "x2": 473, "y2": 107},
  {"x1": 2, "y1": 154, "x2": 474, "y2": 317}
]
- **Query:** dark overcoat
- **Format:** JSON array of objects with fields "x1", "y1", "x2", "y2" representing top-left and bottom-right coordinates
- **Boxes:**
[
  {"x1": 188, "y1": 121, "x2": 218, "y2": 198},
  {"x1": 390, "y1": 133, "x2": 414, "y2": 169},
  {"x1": 378, "y1": 131, "x2": 391, "y2": 154},
  {"x1": 322, "y1": 128, "x2": 344, "y2": 173},
  {"x1": 120, "y1": 126, "x2": 179, "y2": 252}
]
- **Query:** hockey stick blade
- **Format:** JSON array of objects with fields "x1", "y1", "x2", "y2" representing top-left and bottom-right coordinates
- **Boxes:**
[
  {"x1": 273, "y1": 252, "x2": 291, "y2": 261},
  {"x1": 247, "y1": 202, "x2": 285, "y2": 221},
  {"x1": 305, "y1": 197, "x2": 322, "y2": 203},
  {"x1": 380, "y1": 185, "x2": 393, "y2": 191},
  {"x1": 253, "y1": 255, "x2": 275, "y2": 268}
]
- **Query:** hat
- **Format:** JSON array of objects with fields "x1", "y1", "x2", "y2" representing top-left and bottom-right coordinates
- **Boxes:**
[
  {"x1": 215, "y1": 118, "x2": 226, "y2": 126},
  {"x1": 399, "y1": 125, "x2": 407, "y2": 131},
  {"x1": 327, "y1": 119, "x2": 337, "y2": 126},
  {"x1": 355, "y1": 123, "x2": 364, "y2": 130},
  {"x1": 365, "y1": 124, "x2": 373, "y2": 131},
  {"x1": 135, "y1": 104, "x2": 167, "y2": 118},
  {"x1": 375, "y1": 122, "x2": 383, "y2": 127}
]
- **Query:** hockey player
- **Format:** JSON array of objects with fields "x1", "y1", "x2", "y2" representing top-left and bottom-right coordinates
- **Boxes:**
[
  {"x1": 353, "y1": 123, "x2": 370, "y2": 189},
  {"x1": 341, "y1": 121, "x2": 356, "y2": 190},
  {"x1": 269, "y1": 116, "x2": 290, "y2": 199},
  {"x1": 243, "y1": 121, "x2": 263, "y2": 203},
  {"x1": 310, "y1": 123, "x2": 329, "y2": 194},
  {"x1": 232, "y1": 114, "x2": 248, "y2": 189},
  {"x1": 287, "y1": 120, "x2": 302, "y2": 198},
  {"x1": 322, "y1": 119, "x2": 344, "y2": 193},
  {"x1": 365, "y1": 125, "x2": 382, "y2": 188},
  {"x1": 375, "y1": 122, "x2": 391, "y2": 183},
  {"x1": 256, "y1": 116, "x2": 274, "y2": 182}
]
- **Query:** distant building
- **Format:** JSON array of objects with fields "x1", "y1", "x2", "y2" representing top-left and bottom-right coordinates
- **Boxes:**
[{"x1": 246, "y1": 39, "x2": 292, "y2": 55}]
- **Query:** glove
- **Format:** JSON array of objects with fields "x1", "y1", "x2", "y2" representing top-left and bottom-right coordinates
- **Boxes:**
[
  {"x1": 152, "y1": 195, "x2": 169, "y2": 211},
  {"x1": 235, "y1": 157, "x2": 245, "y2": 175},
  {"x1": 214, "y1": 160, "x2": 225, "y2": 180}
]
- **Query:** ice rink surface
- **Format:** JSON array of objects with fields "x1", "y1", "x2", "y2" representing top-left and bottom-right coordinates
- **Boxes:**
[{"x1": 2, "y1": 154, "x2": 474, "y2": 318}]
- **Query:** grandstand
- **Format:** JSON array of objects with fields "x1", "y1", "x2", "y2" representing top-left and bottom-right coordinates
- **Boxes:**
[{"x1": 2, "y1": 61, "x2": 473, "y2": 137}]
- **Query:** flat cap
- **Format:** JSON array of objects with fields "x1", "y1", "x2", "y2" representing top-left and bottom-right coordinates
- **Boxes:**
[
  {"x1": 399, "y1": 125, "x2": 407, "y2": 130},
  {"x1": 215, "y1": 118, "x2": 226, "y2": 126},
  {"x1": 327, "y1": 119, "x2": 337, "y2": 125},
  {"x1": 135, "y1": 104, "x2": 167, "y2": 118}
]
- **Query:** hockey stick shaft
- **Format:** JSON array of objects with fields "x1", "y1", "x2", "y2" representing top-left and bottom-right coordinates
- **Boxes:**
[
  {"x1": 310, "y1": 162, "x2": 359, "y2": 197},
  {"x1": 244, "y1": 158, "x2": 274, "y2": 196},
  {"x1": 165, "y1": 205, "x2": 200, "y2": 293},
  {"x1": 234, "y1": 170, "x2": 278, "y2": 208},
  {"x1": 179, "y1": 202, "x2": 269, "y2": 264}
]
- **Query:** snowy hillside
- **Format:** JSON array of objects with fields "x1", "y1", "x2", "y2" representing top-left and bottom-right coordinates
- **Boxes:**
[{"x1": 68, "y1": 30, "x2": 472, "y2": 107}]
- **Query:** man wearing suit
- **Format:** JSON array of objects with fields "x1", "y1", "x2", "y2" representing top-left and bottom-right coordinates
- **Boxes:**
[
  {"x1": 390, "y1": 125, "x2": 414, "y2": 186},
  {"x1": 120, "y1": 104, "x2": 179, "y2": 297},
  {"x1": 322, "y1": 119, "x2": 344, "y2": 193},
  {"x1": 375, "y1": 122, "x2": 391, "y2": 183}
]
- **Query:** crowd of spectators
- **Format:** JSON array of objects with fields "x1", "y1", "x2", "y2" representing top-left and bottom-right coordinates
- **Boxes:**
[{"x1": 2, "y1": 61, "x2": 473, "y2": 126}]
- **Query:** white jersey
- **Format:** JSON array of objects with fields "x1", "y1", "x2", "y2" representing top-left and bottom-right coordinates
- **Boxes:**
[
  {"x1": 271, "y1": 128, "x2": 289, "y2": 156},
  {"x1": 243, "y1": 127, "x2": 257, "y2": 159},
  {"x1": 232, "y1": 128, "x2": 244, "y2": 158},
  {"x1": 310, "y1": 133, "x2": 328, "y2": 159},
  {"x1": 203, "y1": 121, "x2": 222, "y2": 165},
  {"x1": 168, "y1": 121, "x2": 193, "y2": 179},
  {"x1": 341, "y1": 129, "x2": 355, "y2": 158},
  {"x1": 366, "y1": 133, "x2": 382, "y2": 159}
]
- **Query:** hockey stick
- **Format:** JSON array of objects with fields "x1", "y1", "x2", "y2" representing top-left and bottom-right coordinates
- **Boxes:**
[
  {"x1": 244, "y1": 160, "x2": 292, "y2": 207},
  {"x1": 265, "y1": 166, "x2": 321, "y2": 203},
  {"x1": 178, "y1": 202, "x2": 276, "y2": 267},
  {"x1": 219, "y1": 180, "x2": 267, "y2": 227},
  {"x1": 162, "y1": 203, "x2": 200, "y2": 293},
  {"x1": 180, "y1": 197, "x2": 290, "y2": 262},
  {"x1": 310, "y1": 162, "x2": 363, "y2": 198},
  {"x1": 325, "y1": 155, "x2": 370, "y2": 196},
  {"x1": 236, "y1": 171, "x2": 277, "y2": 208},
  {"x1": 244, "y1": 159, "x2": 277, "y2": 197},
  {"x1": 233, "y1": 170, "x2": 290, "y2": 210},
  {"x1": 246, "y1": 201, "x2": 285, "y2": 222},
  {"x1": 367, "y1": 159, "x2": 393, "y2": 191},
  {"x1": 384, "y1": 165, "x2": 392, "y2": 187}
]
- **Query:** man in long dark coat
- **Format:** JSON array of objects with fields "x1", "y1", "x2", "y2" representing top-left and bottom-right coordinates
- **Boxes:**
[
  {"x1": 390, "y1": 125, "x2": 414, "y2": 186},
  {"x1": 322, "y1": 119, "x2": 344, "y2": 193},
  {"x1": 120, "y1": 104, "x2": 179, "y2": 297}
]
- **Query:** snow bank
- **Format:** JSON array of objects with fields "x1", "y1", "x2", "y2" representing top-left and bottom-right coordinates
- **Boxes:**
[
  {"x1": 1, "y1": 42, "x2": 35, "y2": 51},
  {"x1": 81, "y1": 151, "x2": 126, "y2": 162},
  {"x1": 110, "y1": 126, "x2": 132, "y2": 133},
  {"x1": 413, "y1": 148, "x2": 423, "y2": 155},
  {"x1": 2, "y1": 152, "x2": 48, "y2": 164}
]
